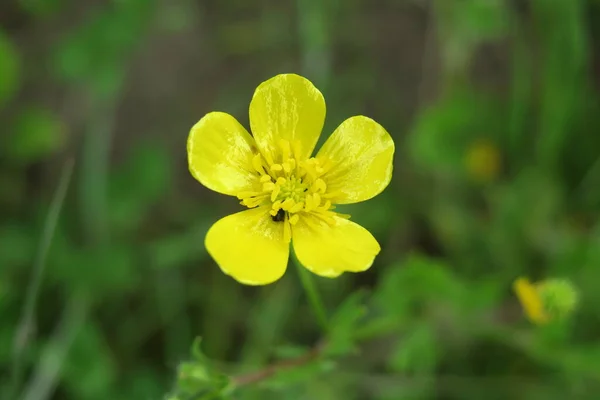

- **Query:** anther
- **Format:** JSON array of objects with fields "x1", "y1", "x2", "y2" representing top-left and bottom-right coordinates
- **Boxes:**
[
  {"x1": 289, "y1": 214, "x2": 300, "y2": 225},
  {"x1": 252, "y1": 154, "x2": 265, "y2": 174},
  {"x1": 281, "y1": 198, "x2": 295, "y2": 210},
  {"x1": 262, "y1": 182, "x2": 275, "y2": 191},
  {"x1": 289, "y1": 202, "x2": 304, "y2": 213},
  {"x1": 270, "y1": 185, "x2": 281, "y2": 201}
]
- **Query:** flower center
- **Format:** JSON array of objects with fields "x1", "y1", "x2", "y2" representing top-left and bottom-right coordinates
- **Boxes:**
[
  {"x1": 236, "y1": 139, "x2": 343, "y2": 242},
  {"x1": 274, "y1": 175, "x2": 308, "y2": 204}
]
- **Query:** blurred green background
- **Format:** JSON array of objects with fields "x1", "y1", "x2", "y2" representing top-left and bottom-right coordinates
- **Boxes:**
[{"x1": 2, "y1": 0, "x2": 600, "y2": 399}]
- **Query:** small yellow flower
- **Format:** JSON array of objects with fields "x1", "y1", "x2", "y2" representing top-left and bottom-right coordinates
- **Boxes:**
[
  {"x1": 513, "y1": 277, "x2": 549, "y2": 324},
  {"x1": 465, "y1": 139, "x2": 501, "y2": 183},
  {"x1": 187, "y1": 74, "x2": 394, "y2": 285},
  {"x1": 513, "y1": 277, "x2": 578, "y2": 324}
]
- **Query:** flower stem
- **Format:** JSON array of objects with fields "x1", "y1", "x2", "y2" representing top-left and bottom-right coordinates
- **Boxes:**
[{"x1": 291, "y1": 252, "x2": 329, "y2": 333}]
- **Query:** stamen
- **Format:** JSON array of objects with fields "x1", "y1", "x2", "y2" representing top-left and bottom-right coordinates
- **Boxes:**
[
  {"x1": 252, "y1": 153, "x2": 266, "y2": 174},
  {"x1": 291, "y1": 140, "x2": 302, "y2": 160},
  {"x1": 281, "y1": 198, "x2": 295, "y2": 211},
  {"x1": 237, "y1": 142, "x2": 342, "y2": 229},
  {"x1": 283, "y1": 217, "x2": 292, "y2": 243},
  {"x1": 271, "y1": 200, "x2": 282, "y2": 213},
  {"x1": 304, "y1": 194, "x2": 314, "y2": 212},
  {"x1": 262, "y1": 182, "x2": 275, "y2": 191},
  {"x1": 270, "y1": 185, "x2": 281, "y2": 201},
  {"x1": 282, "y1": 162, "x2": 291, "y2": 173},
  {"x1": 236, "y1": 190, "x2": 261, "y2": 199},
  {"x1": 263, "y1": 151, "x2": 274, "y2": 166},
  {"x1": 280, "y1": 139, "x2": 291, "y2": 162},
  {"x1": 313, "y1": 193, "x2": 321, "y2": 207},
  {"x1": 313, "y1": 178, "x2": 327, "y2": 193},
  {"x1": 288, "y1": 158, "x2": 296, "y2": 171},
  {"x1": 289, "y1": 202, "x2": 304, "y2": 213},
  {"x1": 320, "y1": 200, "x2": 331, "y2": 211}
]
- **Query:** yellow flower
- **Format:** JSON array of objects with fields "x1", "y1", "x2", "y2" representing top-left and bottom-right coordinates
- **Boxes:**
[
  {"x1": 464, "y1": 139, "x2": 501, "y2": 183},
  {"x1": 187, "y1": 74, "x2": 394, "y2": 285},
  {"x1": 513, "y1": 277, "x2": 578, "y2": 324},
  {"x1": 513, "y1": 277, "x2": 549, "y2": 325}
]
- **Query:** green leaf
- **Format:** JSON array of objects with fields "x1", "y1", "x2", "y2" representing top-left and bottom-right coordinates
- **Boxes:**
[
  {"x1": 147, "y1": 222, "x2": 209, "y2": 270},
  {"x1": 389, "y1": 322, "x2": 438, "y2": 375},
  {"x1": 62, "y1": 322, "x2": 117, "y2": 400},
  {"x1": 0, "y1": 30, "x2": 20, "y2": 107},
  {"x1": 263, "y1": 359, "x2": 335, "y2": 389},
  {"x1": 50, "y1": 243, "x2": 139, "y2": 296},
  {"x1": 409, "y1": 90, "x2": 502, "y2": 176},
  {"x1": 435, "y1": 0, "x2": 510, "y2": 72},
  {"x1": 374, "y1": 254, "x2": 465, "y2": 318},
  {"x1": 19, "y1": 0, "x2": 65, "y2": 17},
  {"x1": 52, "y1": 0, "x2": 153, "y2": 96},
  {"x1": 170, "y1": 338, "x2": 232, "y2": 399},
  {"x1": 0, "y1": 223, "x2": 36, "y2": 267},
  {"x1": 109, "y1": 141, "x2": 172, "y2": 232},
  {"x1": 531, "y1": 0, "x2": 588, "y2": 168},
  {"x1": 324, "y1": 290, "x2": 367, "y2": 357},
  {"x1": 5, "y1": 107, "x2": 66, "y2": 164}
]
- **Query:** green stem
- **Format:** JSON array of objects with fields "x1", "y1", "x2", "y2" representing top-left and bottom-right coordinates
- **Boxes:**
[
  {"x1": 10, "y1": 159, "x2": 75, "y2": 399},
  {"x1": 291, "y1": 252, "x2": 329, "y2": 333}
]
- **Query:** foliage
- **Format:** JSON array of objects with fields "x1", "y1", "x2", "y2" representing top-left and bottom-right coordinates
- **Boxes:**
[{"x1": 1, "y1": 0, "x2": 600, "y2": 399}]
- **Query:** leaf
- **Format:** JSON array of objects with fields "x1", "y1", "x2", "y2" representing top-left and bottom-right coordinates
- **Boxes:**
[
  {"x1": 109, "y1": 141, "x2": 172, "y2": 232},
  {"x1": 409, "y1": 90, "x2": 503, "y2": 176},
  {"x1": 50, "y1": 243, "x2": 139, "y2": 296},
  {"x1": 170, "y1": 338, "x2": 232, "y2": 399},
  {"x1": 52, "y1": 0, "x2": 152, "y2": 96},
  {"x1": 62, "y1": 322, "x2": 117, "y2": 400},
  {"x1": 4, "y1": 107, "x2": 67, "y2": 164},
  {"x1": 263, "y1": 359, "x2": 335, "y2": 390},
  {"x1": 324, "y1": 290, "x2": 367, "y2": 357},
  {"x1": 0, "y1": 223, "x2": 36, "y2": 267},
  {"x1": 374, "y1": 254, "x2": 465, "y2": 318},
  {"x1": 389, "y1": 322, "x2": 438, "y2": 375},
  {"x1": 531, "y1": 0, "x2": 588, "y2": 168},
  {"x1": 436, "y1": 0, "x2": 510, "y2": 72},
  {"x1": 147, "y1": 222, "x2": 209, "y2": 270},
  {"x1": 0, "y1": 30, "x2": 20, "y2": 107},
  {"x1": 19, "y1": 0, "x2": 65, "y2": 17}
]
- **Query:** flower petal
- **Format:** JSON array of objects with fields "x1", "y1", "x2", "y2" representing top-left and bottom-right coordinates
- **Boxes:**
[
  {"x1": 317, "y1": 116, "x2": 394, "y2": 204},
  {"x1": 205, "y1": 207, "x2": 289, "y2": 285},
  {"x1": 249, "y1": 74, "x2": 325, "y2": 162},
  {"x1": 292, "y1": 214, "x2": 381, "y2": 277},
  {"x1": 513, "y1": 278, "x2": 549, "y2": 325},
  {"x1": 188, "y1": 112, "x2": 257, "y2": 196}
]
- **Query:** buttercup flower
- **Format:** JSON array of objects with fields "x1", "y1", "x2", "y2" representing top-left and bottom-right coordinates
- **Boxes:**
[
  {"x1": 187, "y1": 74, "x2": 394, "y2": 285},
  {"x1": 513, "y1": 277, "x2": 578, "y2": 324}
]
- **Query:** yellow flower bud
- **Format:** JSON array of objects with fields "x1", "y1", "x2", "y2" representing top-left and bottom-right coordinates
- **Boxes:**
[{"x1": 513, "y1": 277, "x2": 578, "y2": 324}]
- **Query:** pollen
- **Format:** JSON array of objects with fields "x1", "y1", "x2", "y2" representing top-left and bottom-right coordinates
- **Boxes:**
[{"x1": 237, "y1": 139, "x2": 341, "y2": 241}]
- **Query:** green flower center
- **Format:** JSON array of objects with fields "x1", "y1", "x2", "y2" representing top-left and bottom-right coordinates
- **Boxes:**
[{"x1": 275, "y1": 175, "x2": 308, "y2": 204}]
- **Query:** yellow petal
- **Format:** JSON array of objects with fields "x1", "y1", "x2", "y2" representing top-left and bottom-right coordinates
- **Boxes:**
[
  {"x1": 188, "y1": 112, "x2": 257, "y2": 196},
  {"x1": 292, "y1": 214, "x2": 381, "y2": 278},
  {"x1": 317, "y1": 116, "x2": 394, "y2": 204},
  {"x1": 205, "y1": 207, "x2": 289, "y2": 285},
  {"x1": 513, "y1": 277, "x2": 549, "y2": 325},
  {"x1": 249, "y1": 74, "x2": 325, "y2": 162}
]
